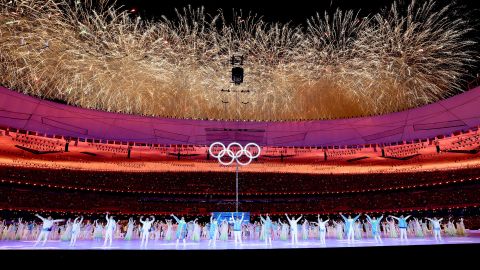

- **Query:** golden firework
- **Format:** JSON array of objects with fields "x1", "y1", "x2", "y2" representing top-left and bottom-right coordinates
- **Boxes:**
[{"x1": 0, "y1": 0, "x2": 476, "y2": 120}]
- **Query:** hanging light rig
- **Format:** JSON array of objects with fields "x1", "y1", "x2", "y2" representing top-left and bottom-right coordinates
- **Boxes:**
[
  {"x1": 220, "y1": 54, "x2": 251, "y2": 118},
  {"x1": 231, "y1": 54, "x2": 244, "y2": 85}
]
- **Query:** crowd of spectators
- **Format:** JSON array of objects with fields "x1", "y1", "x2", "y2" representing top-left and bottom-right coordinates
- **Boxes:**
[
  {"x1": 1, "y1": 165, "x2": 479, "y2": 194},
  {"x1": 0, "y1": 181, "x2": 479, "y2": 216}
]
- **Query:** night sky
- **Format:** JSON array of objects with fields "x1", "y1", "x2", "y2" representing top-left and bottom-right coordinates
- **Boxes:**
[
  {"x1": 111, "y1": 0, "x2": 480, "y2": 80},
  {"x1": 113, "y1": 0, "x2": 480, "y2": 25}
]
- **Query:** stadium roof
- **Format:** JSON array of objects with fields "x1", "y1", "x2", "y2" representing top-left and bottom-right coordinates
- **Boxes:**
[{"x1": 1, "y1": 86, "x2": 480, "y2": 146}]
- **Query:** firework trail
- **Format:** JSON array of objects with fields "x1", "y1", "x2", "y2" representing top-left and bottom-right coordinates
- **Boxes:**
[{"x1": 0, "y1": 0, "x2": 476, "y2": 120}]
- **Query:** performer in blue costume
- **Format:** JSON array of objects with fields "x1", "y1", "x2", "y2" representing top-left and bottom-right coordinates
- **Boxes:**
[
  {"x1": 232, "y1": 212, "x2": 245, "y2": 245},
  {"x1": 365, "y1": 214, "x2": 383, "y2": 243},
  {"x1": 390, "y1": 214, "x2": 411, "y2": 241},
  {"x1": 426, "y1": 217, "x2": 443, "y2": 241},
  {"x1": 340, "y1": 212, "x2": 361, "y2": 244},
  {"x1": 259, "y1": 214, "x2": 273, "y2": 245},
  {"x1": 208, "y1": 213, "x2": 222, "y2": 247},
  {"x1": 171, "y1": 214, "x2": 188, "y2": 247}
]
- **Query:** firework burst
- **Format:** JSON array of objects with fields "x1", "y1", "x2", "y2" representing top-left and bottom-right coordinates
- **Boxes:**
[{"x1": 0, "y1": 0, "x2": 476, "y2": 120}]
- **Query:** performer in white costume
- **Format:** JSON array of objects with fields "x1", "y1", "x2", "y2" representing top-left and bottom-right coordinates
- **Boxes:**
[
  {"x1": 312, "y1": 215, "x2": 329, "y2": 245},
  {"x1": 33, "y1": 214, "x2": 64, "y2": 246},
  {"x1": 139, "y1": 216, "x2": 155, "y2": 248},
  {"x1": 285, "y1": 213, "x2": 303, "y2": 245},
  {"x1": 103, "y1": 213, "x2": 116, "y2": 247},
  {"x1": 70, "y1": 216, "x2": 83, "y2": 247}
]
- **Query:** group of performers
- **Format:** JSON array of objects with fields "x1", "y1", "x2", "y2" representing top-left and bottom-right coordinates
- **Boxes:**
[{"x1": 0, "y1": 212, "x2": 467, "y2": 248}]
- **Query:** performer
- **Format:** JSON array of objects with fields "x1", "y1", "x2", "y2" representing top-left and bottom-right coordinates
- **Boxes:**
[
  {"x1": 426, "y1": 217, "x2": 443, "y2": 241},
  {"x1": 259, "y1": 214, "x2": 273, "y2": 245},
  {"x1": 413, "y1": 218, "x2": 424, "y2": 237},
  {"x1": 139, "y1": 216, "x2": 155, "y2": 248},
  {"x1": 165, "y1": 219, "x2": 173, "y2": 241},
  {"x1": 70, "y1": 216, "x2": 83, "y2": 247},
  {"x1": 219, "y1": 219, "x2": 229, "y2": 241},
  {"x1": 446, "y1": 218, "x2": 456, "y2": 236},
  {"x1": 389, "y1": 214, "x2": 411, "y2": 241},
  {"x1": 208, "y1": 213, "x2": 222, "y2": 247},
  {"x1": 124, "y1": 218, "x2": 135, "y2": 240},
  {"x1": 103, "y1": 212, "x2": 116, "y2": 247},
  {"x1": 232, "y1": 212, "x2": 245, "y2": 245},
  {"x1": 285, "y1": 213, "x2": 303, "y2": 245},
  {"x1": 186, "y1": 220, "x2": 194, "y2": 241},
  {"x1": 381, "y1": 221, "x2": 387, "y2": 238},
  {"x1": 114, "y1": 220, "x2": 122, "y2": 239},
  {"x1": 82, "y1": 220, "x2": 93, "y2": 240},
  {"x1": 340, "y1": 213, "x2": 361, "y2": 244},
  {"x1": 171, "y1": 214, "x2": 187, "y2": 247},
  {"x1": 421, "y1": 219, "x2": 429, "y2": 237},
  {"x1": 354, "y1": 220, "x2": 362, "y2": 240},
  {"x1": 60, "y1": 218, "x2": 72, "y2": 241},
  {"x1": 15, "y1": 218, "x2": 24, "y2": 240},
  {"x1": 33, "y1": 214, "x2": 64, "y2": 246},
  {"x1": 457, "y1": 218, "x2": 466, "y2": 236},
  {"x1": 302, "y1": 219, "x2": 309, "y2": 240},
  {"x1": 333, "y1": 220, "x2": 344, "y2": 240},
  {"x1": 93, "y1": 219, "x2": 103, "y2": 242},
  {"x1": 365, "y1": 214, "x2": 383, "y2": 243},
  {"x1": 153, "y1": 222, "x2": 162, "y2": 241},
  {"x1": 279, "y1": 219, "x2": 289, "y2": 241},
  {"x1": 192, "y1": 219, "x2": 201, "y2": 242},
  {"x1": 26, "y1": 221, "x2": 35, "y2": 240},
  {"x1": 312, "y1": 215, "x2": 329, "y2": 245}
]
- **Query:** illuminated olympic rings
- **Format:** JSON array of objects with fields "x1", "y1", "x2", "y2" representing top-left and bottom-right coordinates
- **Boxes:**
[{"x1": 208, "y1": 142, "x2": 261, "y2": 166}]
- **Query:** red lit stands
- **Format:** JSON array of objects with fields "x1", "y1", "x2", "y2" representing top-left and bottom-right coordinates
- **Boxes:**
[
  {"x1": 0, "y1": 165, "x2": 479, "y2": 195},
  {"x1": 0, "y1": 181, "x2": 478, "y2": 215},
  {"x1": 1, "y1": 127, "x2": 480, "y2": 216}
]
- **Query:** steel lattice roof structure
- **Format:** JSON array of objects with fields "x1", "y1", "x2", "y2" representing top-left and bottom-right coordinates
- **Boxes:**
[{"x1": 1, "y1": 86, "x2": 480, "y2": 146}]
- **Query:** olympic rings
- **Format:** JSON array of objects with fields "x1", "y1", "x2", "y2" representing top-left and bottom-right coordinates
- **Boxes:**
[{"x1": 208, "y1": 142, "x2": 261, "y2": 166}]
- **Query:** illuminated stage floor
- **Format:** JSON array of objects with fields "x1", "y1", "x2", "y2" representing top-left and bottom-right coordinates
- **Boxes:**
[{"x1": 2, "y1": 236, "x2": 479, "y2": 250}]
